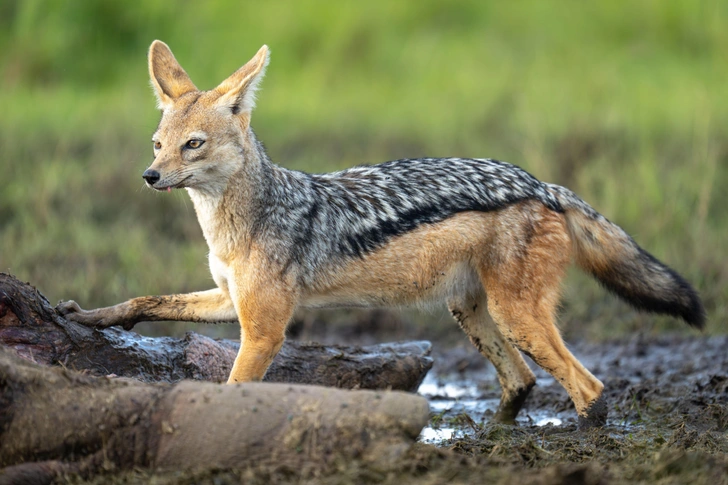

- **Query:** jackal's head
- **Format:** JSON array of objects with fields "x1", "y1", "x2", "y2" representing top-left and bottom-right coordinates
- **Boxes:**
[{"x1": 143, "y1": 40, "x2": 269, "y2": 195}]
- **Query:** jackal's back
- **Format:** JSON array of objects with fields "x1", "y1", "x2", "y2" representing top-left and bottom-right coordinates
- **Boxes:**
[{"x1": 260, "y1": 157, "x2": 562, "y2": 278}]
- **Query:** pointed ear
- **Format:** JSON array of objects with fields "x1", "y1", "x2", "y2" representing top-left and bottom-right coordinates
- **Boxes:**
[
  {"x1": 214, "y1": 45, "x2": 269, "y2": 115},
  {"x1": 148, "y1": 40, "x2": 197, "y2": 109}
]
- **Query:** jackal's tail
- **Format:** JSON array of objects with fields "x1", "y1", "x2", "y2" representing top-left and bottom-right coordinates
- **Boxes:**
[{"x1": 548, "y1": 184, "x2": 705, "y2": 329}]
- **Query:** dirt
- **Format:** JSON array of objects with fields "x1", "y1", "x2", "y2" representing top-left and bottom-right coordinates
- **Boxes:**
[
  {"x1": 417, "y1": 334, "x2": 728, "y2": 484},
  {"x1": 58, "y1": 332, "x2": 727, "y2": 485}
]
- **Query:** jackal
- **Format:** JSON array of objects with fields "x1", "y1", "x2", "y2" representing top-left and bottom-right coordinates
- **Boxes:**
[{"x1": 59, "y1": 41, "x2": 704, "y2": 428}]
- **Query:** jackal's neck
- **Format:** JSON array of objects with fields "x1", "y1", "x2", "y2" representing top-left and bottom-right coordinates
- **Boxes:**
[{"x1": 186, "y1": 128, "x2": 275, "y2": 260}]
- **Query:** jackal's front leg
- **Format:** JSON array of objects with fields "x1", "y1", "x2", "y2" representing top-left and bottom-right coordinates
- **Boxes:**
[
  {"x1": 227, "y1": 266, "x2": 297, "y2": 383},
  {"x1": 57, "y1": 288, "x2": 237, "y2": 330}
]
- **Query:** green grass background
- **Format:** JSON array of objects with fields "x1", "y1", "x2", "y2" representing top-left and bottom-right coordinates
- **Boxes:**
[{"x1": 1, "y1": 1, "x2": 725, "y2": 340}]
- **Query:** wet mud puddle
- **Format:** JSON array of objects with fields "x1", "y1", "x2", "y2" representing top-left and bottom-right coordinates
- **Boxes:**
[
  {"x1": 417, "y1": 374, "x2": 567, "y2": 443},
  {"x1": 415, "y1": 335, "x2": 728, "y2": 446}
]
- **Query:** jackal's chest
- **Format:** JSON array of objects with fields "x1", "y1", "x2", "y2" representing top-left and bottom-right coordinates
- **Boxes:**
[
  {"x1": 209, "y1": 254, "x2": 232, "y2": 296},
  {"x1": 188, "y1": 188, "x2": 241, "y2": 256}
]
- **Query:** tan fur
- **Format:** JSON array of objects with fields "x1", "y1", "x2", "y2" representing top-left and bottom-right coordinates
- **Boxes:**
[
  {"x1": 477, "y1": 206, "x2": 605, "y2": 415},
  {"x1": 564, "y1": 209, "x2": 631, "y2": 274},
  {"x1": 447, "y1": 290, "x2": 536, "y2": 423},
  {"x1": 302, "y1": 204, "x2": 603, "y2": 416},
  {"x1": 148, "y1": 41, "x2": 198, "y2": 108}
]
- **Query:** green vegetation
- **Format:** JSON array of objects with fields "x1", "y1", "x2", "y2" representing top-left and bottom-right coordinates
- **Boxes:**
[{"x1": 1, "y1": 1, "x2": 726, "y2": 338}]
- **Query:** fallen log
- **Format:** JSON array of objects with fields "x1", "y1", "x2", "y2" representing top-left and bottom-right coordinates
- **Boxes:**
[
  {"x1": 0, "y1": 347, "x2": 430, "y2": 483},
  {"x1": 0, "y1": 273, "x2": 432, "y2": 391}
]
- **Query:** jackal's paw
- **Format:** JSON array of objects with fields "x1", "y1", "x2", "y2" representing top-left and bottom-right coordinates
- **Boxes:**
[
  {"x1": 56, "y1": 300, "x2": 118, "y2": 329},
  {"x1": 577, "y1": 395, "x2": 608, "y2": 430},
  {"x1": 492, "y1": 383, "x2": 535, "y2": 425}
]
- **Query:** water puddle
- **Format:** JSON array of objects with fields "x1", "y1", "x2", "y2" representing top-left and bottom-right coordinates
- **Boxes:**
[
  {"x1": 418, "y1": 374, "x2": 567, "y2": 444},
  {"x1": 418, "y1": 426, "x2": 457, "y2": 442}
]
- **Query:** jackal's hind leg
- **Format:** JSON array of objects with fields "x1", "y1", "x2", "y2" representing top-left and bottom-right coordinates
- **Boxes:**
[
  {"x1": 448, "y1": 292, "x2": 536, "y2": 424},
  {"x1": 478, "y1": 209, "x2": 606, "y2": 428},
  {"x1": 483, "y1": 289, "x2": 606, "y2": 428}
]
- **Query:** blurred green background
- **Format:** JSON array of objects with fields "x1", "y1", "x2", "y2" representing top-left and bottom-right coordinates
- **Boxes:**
[{"x1": 0, "y1": 1, "x2": 725, "y2": 341}]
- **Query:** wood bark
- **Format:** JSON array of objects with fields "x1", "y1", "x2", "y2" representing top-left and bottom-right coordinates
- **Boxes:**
[
  {"x1": 0, "y1": 346, "x2": 430, "y2": 483},
  {"x1": 0, "y1": 273, "x2": 432, "y2": 392},
  {"x1": 0, "y1": 273, "x2": 434, "y2": 482}
]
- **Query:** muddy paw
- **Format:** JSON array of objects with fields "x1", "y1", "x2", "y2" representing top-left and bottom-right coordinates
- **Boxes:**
[
  {"x1": 493, "y1": 383, "x2": 535, "y2": 424},
  {"x1": 57, "y1": 299, "x2": 82, "y2": 316},
  {"x1": 577, "y1": 395, "x2": 608, "y2": 430},
  {"x1": 56, "y1": 300, "x2": 112, "y2": 328}
]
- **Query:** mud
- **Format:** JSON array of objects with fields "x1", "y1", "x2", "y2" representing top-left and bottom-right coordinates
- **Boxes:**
[
  {"x1": 415, "y1": 334, "x2": 728, "y2": 484},
  {"x1": 64, "y1": 333, "x2": 727, "y2": 484}
]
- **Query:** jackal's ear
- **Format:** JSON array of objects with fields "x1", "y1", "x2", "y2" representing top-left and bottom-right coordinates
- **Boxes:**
[
  {"x1": 214, "y1": 45, "x2": 269, "y2": 116},
  {"x1": 148, "y1": 40, "x2": 198, "y2": 109}
]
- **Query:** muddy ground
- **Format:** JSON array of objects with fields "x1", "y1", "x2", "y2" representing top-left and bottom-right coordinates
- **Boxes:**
[
  {"x1": 63, "y1": 329, "x2": 728, "y2": 485},
  {"x1": 416, "y1": 334, "x2": 728, "y2": 484}
]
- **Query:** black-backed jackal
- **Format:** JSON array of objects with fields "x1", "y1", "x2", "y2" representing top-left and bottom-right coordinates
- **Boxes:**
[{"x1": 59, "y1": 41, "x2": 704, "y2": 428}]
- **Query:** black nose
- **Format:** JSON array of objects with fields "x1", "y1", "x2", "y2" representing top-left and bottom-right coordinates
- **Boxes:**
[{"x1": 142, "y1": 169, "x2": 160, "y2": 185}]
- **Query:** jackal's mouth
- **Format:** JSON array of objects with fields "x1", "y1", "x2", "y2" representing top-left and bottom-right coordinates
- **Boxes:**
[{"x1": 153, "y1": 175, "x2": 192, "y2": 192}]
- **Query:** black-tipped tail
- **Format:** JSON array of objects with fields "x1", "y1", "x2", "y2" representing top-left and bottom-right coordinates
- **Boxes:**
[
  {"x1": 549, "y1": 183, "x2": 706, "y2": 329},
  {"x1": 596, "y1": 246, "x2": 706, "y2": 329}
]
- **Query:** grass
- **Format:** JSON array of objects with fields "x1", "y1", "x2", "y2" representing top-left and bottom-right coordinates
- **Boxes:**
[{"x1": 0, "y1": 1, "x2": 726, "y2": 339}]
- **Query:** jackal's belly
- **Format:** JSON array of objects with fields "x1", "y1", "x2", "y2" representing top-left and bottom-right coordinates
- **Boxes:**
[
  {"x1": 299, "y1": 211, "x2": 499, "y2": 309},
  {"x1": 300, "y1": 260, "x2": 481, "y2": 308}
]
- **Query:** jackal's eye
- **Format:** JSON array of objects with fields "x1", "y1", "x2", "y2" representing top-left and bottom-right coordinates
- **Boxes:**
[
  {"x1": 186, "y1": 139, "x2": 205, "y2": 149},
  {"x1": 153, "y1": 141, "x2": 162, "y2": 150}
]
